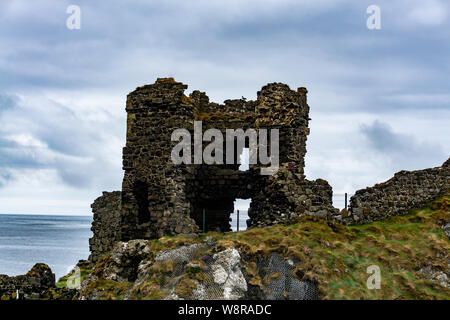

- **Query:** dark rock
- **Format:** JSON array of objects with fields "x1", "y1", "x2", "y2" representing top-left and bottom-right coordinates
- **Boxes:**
[{"x1": 0, "y1": 263, "x2": 55, "y2": 300}]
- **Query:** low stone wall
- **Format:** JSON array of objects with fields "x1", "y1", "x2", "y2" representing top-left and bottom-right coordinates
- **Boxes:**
[
  {"x1": 0, "y1": 264, "x2": 55, "y2": 300},
  {"x1": 341, "y1": 158, "x2": 449, "y2": 224},
  {"x1": 89, "y1": 191, "x2": 122, "y2": 262}
]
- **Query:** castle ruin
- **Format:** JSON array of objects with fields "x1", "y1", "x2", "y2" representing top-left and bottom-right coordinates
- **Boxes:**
[
  {"x1": 120, "y1": 78, "x2": 337, "y2": 240},
  {"x1": 88, "y1": 78, "x2": 449, "y2": 262}
]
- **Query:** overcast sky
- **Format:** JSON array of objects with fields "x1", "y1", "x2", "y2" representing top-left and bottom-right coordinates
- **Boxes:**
[{"x1": 0, "y1": 0, "x2": 449, "y2": 214}]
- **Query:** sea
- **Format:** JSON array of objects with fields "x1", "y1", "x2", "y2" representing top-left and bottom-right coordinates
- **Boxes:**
[
  {"x1": 0, "y1": 211, "x2": 250, "y2": 280},
  {"x1": 0, "y1": 214, "x2": 92, "y2": 280}
]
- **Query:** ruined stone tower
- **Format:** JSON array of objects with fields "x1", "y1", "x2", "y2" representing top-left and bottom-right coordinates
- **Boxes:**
[
  {"x1": 120, "y1": 78, "x2": 338, "y2": 241},
  {"x1": 88, "y1": 78, "x2": 449, "y2": 261}
]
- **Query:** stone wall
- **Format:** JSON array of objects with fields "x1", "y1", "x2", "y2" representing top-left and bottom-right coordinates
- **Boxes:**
[
  {"x1": 121, "y1": 78, "x2": 199, "y2": 240},
  {"x1": 89, "y1": 191, "x2": 121, "y2": 262},
  {"x1": 339, "y1": 158, "x2": 450, "y2": 224}
]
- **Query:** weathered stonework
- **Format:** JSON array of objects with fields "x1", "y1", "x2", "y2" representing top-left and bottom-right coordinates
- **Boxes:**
[
  {"x1": 121, "y1": 79, "x2": 199, "y2": 240},
  {"x1": 89, "y1": 191, "x2": 121, "y2": 262},
  {"x1": 119, "y1": 78, "x2": 337, "y2": 240},
  {"x1": 339, "y1": 159, "x2": 450, "y2": 224}
]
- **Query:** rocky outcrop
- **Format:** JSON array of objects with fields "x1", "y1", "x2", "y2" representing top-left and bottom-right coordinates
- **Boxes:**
[
  {"x1": 89, "y1": 191, "x2": 121, "y2": 262},
  {"x1": 78, "y1": 239, "x2": 318, "y2": 300},
  {"x1": 0, "y1": 264, "x2": 55, "y2": 300},
  {"x1": 339, "y1": 158, "x2": 449, "y2": 224},
  {"x1": 419, "y1": 265, "x2": 449, "y2": 288},
  {"x1": 99, "y1": 240, "x2": 151, "y2": 282},
  {"x1": 210, "y1": 248, "x2": 248, "y2": 299}
]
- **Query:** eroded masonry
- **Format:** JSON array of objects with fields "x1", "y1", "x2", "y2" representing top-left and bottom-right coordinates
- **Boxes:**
[
  {"x1": 88, "y1": 78, "x2": 449, "y2": 262},
  {"x1": 120, "y1": 78, "x2": 338, "y2": 240}
]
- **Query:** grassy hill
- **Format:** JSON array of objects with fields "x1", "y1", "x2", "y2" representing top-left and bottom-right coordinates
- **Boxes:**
[
  {"x1": 57, "y1": 191, "x2": 450, "y2": 300},
  {"x1": 220, "y1": 192, "x2": 449, "y2": 299}
]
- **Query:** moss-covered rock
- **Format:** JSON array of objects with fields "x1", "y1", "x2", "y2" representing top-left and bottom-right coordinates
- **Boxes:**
[{"x1": 0, "y1": 263, "x2": 55, "y2": 300}]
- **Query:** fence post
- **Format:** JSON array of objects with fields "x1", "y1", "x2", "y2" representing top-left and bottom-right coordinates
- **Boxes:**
[
  {"x1": 202, "y1": 208, "x2": 206, "y2": 233},
  {"x1": 345, "y1": 193, "x2": 348, "y2": 210},
  {"x1": 237, "y1": 210, "x2": 240, "y2": 232}
]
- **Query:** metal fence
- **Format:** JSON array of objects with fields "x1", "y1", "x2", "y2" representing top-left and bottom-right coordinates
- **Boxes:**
[
  {"x1": 230, "y1": 210, "x2": 249, "y2": 232},
  {"x1": 332, "y1": 193, "x2": 354, "y2": 210}
]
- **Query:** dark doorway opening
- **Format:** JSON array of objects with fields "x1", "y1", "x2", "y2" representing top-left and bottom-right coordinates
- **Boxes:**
[
  {"x1": 133, "y1": 181, "x2": 150, "y2": 224},
  {"x1": 191, "y1": 198, "x2": 234, "y2": 233}
]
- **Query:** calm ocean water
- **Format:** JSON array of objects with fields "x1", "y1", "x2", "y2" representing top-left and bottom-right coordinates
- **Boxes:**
[
  {"x1": 0, "y1": 214, "x2": 92, "y2": 280},
  {"x1": 0, "y1": 211, "x2": 247, "y2": 280}
]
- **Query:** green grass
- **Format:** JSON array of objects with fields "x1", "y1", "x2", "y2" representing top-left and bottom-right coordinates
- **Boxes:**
[
  {"x1": 79, "y1": 192, "x2": 450, "y2": 300},
  {"x1": 219, "y1": 192, "x2": 450, "y2": 299}
]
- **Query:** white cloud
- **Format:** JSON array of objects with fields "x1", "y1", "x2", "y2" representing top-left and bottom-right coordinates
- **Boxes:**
[
  {"x1": 6, "y1": 134, "x2": 47, "y2": 148},
  {"x1": 407, "y1": 0, "x2": 447, "y2": 26},
  {"x1": 0, "y1": 0, "x2": 448, "y2": 214}
]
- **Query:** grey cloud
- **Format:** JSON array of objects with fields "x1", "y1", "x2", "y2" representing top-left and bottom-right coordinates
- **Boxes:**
[
  {"x1": 0, "y1": 0, "x2": 449, "y2": 102},
  {"x1": 0, "y1": 1, "x2": 448, "y2": 213},
  {"x1": 378, "y1": 93, "x2": 450, "y2": 111},
  {"x1": 55, "y1": 161, "x2": 94, "y2": 188},
  {"x1": 0, "y1": 94, "x2": 19, "y2": 113},
  {"x1": 0, "y1": 171, "x2": 12, "y2": 187},
  {"x1": 360, "y1": 120, "x2": 446, "y2": 170},
  {"x1": 0, "y1": 94, "x2": 124, "y2": 189},
  {"x1": 0, "y1": 140, "x2": 47, "y2": 169}
]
